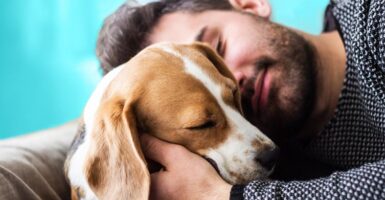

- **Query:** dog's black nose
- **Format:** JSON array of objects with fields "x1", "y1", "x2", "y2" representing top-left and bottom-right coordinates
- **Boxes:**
[{"x1": 255, "y1": 147, "x2": 280, "y2": 171}]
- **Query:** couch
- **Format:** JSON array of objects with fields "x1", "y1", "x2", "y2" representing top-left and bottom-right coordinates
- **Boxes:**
[{"x1": 0, "y1": 120, "x2": 78, "y2": 200}]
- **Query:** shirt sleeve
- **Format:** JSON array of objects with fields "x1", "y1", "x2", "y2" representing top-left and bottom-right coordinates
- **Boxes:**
[
  {"x1": 323, "y1": 1, "x2": 339, "y2": 33},
  {"x1": 239, "y1": 159, "x2": 385, "y2": 199}
]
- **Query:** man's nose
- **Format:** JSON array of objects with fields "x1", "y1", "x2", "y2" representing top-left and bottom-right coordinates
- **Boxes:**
[
  {"x1": 255, "y1": 146, "x2": 280, "y2": 171},
  {"x1": 234, "y1": 72, "x2": 246, "y2": 87}
]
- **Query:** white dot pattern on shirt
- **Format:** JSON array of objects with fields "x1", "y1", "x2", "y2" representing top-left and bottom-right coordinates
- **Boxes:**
[{"x1": 243, "y1": 0, "x2": 385, "y2": 199}]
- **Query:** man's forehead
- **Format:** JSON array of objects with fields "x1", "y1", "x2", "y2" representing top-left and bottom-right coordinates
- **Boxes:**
[
  {"x1": 149, "y1": 12, "x2": 202, "y2": 44},
  {"x1": 149, "y1": 10, "x2": 235, "y2": 44}
]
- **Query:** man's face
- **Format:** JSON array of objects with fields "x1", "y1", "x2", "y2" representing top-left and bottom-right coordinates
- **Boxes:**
[{"x1": 148, "y1": 10, "x2": 316, "y2": 144}]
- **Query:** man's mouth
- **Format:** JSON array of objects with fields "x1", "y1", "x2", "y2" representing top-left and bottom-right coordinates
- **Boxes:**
[
  {"x1": 241, "y1": 68, "x2": 270, "y2": 115},
  {"x1": 252, "y1": 68, "x2": 270, "y2": 113}
]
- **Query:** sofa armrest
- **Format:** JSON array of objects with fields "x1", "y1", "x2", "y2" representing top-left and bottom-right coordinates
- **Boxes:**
[{"x1": 0, "y1": 120, "x2": 78, "y2": 200}]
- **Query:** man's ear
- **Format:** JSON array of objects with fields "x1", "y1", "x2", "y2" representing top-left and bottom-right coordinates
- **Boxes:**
[{"x1": 229, "y1": 0, "x2": 271, "y2": 18}]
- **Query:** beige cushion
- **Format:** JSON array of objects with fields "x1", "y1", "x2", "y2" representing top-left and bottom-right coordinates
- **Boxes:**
[{"x1": 0, "y1": 120, "x2": 78, "y2": 200}]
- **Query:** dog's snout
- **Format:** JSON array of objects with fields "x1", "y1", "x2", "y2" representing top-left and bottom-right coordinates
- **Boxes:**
[{"x1": 255, "y1": 147, "x2": 280, "y2": 171}]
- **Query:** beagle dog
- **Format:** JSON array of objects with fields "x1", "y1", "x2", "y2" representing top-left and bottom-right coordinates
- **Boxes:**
[{"x1": 65, "y1": 42, "x2": 278, "y2": 200}]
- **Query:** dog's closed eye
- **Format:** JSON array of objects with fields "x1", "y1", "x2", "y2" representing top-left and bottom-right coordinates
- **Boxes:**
[{"x1": 186, "y1": 120, "x2": 216, "y2": 130}]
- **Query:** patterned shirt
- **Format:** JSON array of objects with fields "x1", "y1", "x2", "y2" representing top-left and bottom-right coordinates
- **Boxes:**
[{"x1": 232, "y1": 0, "x2": 385, "y2": 199}]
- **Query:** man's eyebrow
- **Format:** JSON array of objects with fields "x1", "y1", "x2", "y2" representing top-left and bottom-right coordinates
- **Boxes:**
[{"x1": 195, "y1": 26, "x2": 207, "y2": 42}]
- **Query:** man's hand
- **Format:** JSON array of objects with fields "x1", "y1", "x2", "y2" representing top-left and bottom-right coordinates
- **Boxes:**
[{"x1": 140, "y1": 134, "x2": 232, "y2": 200}]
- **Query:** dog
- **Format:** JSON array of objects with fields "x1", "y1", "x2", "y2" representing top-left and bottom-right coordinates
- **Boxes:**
[{"x1": 65, "y1": 42, "x2": 278, "y2": 200}]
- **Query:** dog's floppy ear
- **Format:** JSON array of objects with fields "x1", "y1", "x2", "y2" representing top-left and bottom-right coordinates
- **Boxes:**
[
  {"x1": 193, "y1": 42, "x2": 243, "y2": 114},
  {"x1": 84, "y1": 96, "x2": 149, "y2": 200}
]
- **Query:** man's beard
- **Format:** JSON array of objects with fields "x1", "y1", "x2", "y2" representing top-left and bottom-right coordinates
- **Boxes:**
[{"x1": 241, "y1": 24, "x2": 317, "y2": 146}]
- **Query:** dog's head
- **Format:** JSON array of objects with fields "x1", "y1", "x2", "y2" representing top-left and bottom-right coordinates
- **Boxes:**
[{"x1": 67, "y1": 42, "x2": 277, "y2": 200}]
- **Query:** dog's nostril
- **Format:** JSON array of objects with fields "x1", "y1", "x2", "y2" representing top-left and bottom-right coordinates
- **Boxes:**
[{"x1": 255, "y1": 147, "x2": 280, "y2": 171}]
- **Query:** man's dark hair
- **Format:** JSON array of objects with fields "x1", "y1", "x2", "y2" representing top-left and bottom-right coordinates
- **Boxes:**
[{"x1": 96, "y1": 0, "x2": 233, "y2": 74}]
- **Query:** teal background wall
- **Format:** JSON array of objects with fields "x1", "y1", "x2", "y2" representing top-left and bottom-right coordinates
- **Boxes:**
[
  {"x1": 0, "y1": 0, "x2": 329, "y2": 139},
  {"x1": 270, "y1": 0, "x2": 330, "y2": 34}
]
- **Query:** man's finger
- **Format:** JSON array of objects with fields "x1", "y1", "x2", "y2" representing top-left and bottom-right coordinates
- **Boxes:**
[
  {"x1": 149, "y1": 172, "x2": 165, "y2": 200},
  {"x1": 140, "y1": 134, "x2": 184, "y2": 168}
]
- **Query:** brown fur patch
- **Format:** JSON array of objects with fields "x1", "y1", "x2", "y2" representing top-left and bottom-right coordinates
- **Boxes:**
[
  {"x1": 83, "y1": 97, "x2": 150, "y2": 200},
  {"x1": 252, "y1": 139, "x2": 263, "y2": 149}
]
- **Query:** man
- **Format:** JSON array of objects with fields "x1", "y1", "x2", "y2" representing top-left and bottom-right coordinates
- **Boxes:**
[{"x1": 96, "y1": 0, "x2": 385, "y2": 199}]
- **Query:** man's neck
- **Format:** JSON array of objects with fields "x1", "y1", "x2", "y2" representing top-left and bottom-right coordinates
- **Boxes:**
[{"x1": 297, "y1": 31, "x2": 346, "y2": 142}]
